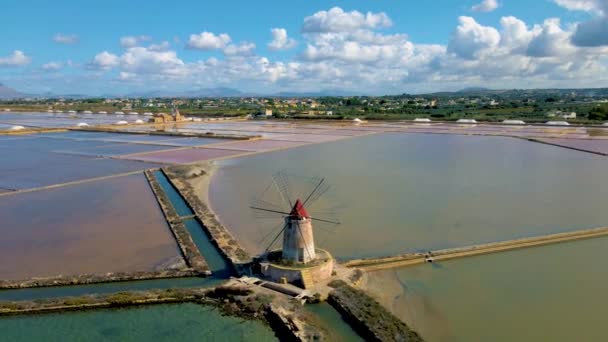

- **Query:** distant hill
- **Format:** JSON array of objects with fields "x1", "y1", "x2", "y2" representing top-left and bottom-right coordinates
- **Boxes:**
[
  {"x1": 271, "y1": 90, "x2": 364, "y2": 97},
  {"x1": 457, "y1": 87, "x2": 492, "y2": 93},
  {"x1": 0, "y1": 83, "x2": 25, "y2": 99},
  {"x1": 396, "y1": 87, "x2": 608, "y2": 99},
  {"x1": 125, "y1": 87, "x2": 245, "y2": 98}
]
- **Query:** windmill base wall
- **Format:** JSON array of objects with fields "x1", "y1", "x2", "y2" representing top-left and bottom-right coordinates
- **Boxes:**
[{"x1": 260, "y1": 249, "x2": 334, "y2": 289}]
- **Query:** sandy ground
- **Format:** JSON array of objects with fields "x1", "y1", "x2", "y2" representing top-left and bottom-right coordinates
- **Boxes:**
[{"x1": 361, "y1": 269, "x2": 452, "y2": 341}]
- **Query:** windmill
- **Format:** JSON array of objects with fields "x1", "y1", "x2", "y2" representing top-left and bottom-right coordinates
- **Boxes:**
[{"x1": 250, "y1": 171, "x2": 340, "y2": 271}]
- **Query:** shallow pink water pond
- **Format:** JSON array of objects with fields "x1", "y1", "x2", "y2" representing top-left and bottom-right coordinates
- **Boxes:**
[
  {"x1": 0, "y1": 174, "x2": 183, "y2": 280},
  {"x1": 540, "y1": 138, "x2": 608, "y2": 154},
  {"x1": 204, "y1": 139, "x2": 307, "y2": 151},
  {"x1": 122, "y1": 147, "x2": 245, "y2": 163}
]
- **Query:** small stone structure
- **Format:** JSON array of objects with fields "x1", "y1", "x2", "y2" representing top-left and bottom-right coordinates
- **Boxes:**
[
  {"x1": 260, "y1": 249, "x2": 334, "y2": 289},
  {"x1": 259, "y1": 199, "x2": 334, "y2": 289},
  {"x1": 151, "y1": 106, "x2": 184, "y2": 123}
]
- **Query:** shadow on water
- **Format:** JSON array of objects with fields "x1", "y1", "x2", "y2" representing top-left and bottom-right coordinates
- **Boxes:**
[
  {"x1": 304, "y1": 302, "x2": 365, "y2": 342},
  {"x1": 183, "y1": 218, "x2": 232, "y2": 278}
]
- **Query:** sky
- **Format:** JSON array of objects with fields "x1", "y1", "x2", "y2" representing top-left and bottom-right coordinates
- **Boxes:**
[{"x1": 1, "y1": 0, "x2": 607, "y2": 95}]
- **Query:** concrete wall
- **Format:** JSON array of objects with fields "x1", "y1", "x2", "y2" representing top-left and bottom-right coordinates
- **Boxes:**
[
  {"x1": 261, "y1": 253, "x2": 333, "y2": 287},
  {"x1": 309, "y1": 258, "x2": 334, "y2": 283}
]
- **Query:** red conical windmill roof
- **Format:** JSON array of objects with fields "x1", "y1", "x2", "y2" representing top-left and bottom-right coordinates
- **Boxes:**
[{"x1": 289, "y1": 199, "x2": 309, "y2": 219}]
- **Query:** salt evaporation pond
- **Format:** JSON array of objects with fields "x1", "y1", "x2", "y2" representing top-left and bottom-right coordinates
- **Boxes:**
[
  {"x1": 0, "y1": 303, "x2": 277, "y2": 341},
  {"x1": 0, "y1": 135, "x2": 163, "y2": 189},
  {"x1": 210, "y1": 132, "x2": 608, "y2": 258},
  {"x1": 365, "y1": 236, "x2": 608, "y2": 342},
  {"x1": 0, "y1": 174, "x2": 183, "y2": 280},
  {"x1": 209, "y1": 132, "x2": 608, "y2": 341}
]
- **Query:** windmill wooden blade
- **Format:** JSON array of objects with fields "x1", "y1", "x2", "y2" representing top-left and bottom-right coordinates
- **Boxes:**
[
  {"x1": 310, "y1": 216, "x2": 341, "y2": 225},
  {"x1": 250, "y1": 197, "x2": 287, "y2": 216},
  {"x1": 272, "y1": 170, "x2": 293, "y2": 208},
  {"x1": 303, "y1": 182, "x2": 332, "y2": 209},
  {"x1": 264, "y1": 221, "x2": 289, "y2": 253},
  {"x1": 258, "y1": 221, "x2": 288, "y2": 246}
]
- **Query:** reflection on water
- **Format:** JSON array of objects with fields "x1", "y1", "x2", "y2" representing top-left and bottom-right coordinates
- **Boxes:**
[
  {"x1": 210, "y1": 133, "x2": 608, "y2": 259},
  {"x1": 304, "y1": 303, "x2": 365, "y2": 342},
  {"x1": 0, "y1": 303, "x2": 277, "y2": 341},
  {"x1": 368, "y1": 236, "x2": 608, "y2": 342}
]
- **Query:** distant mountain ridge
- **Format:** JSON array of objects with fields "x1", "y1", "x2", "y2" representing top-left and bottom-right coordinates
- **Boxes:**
[
  {"x1": 0, "y1": 83, "x2": 25, "y2": 99},
  {"x1": 1, "y1": 84, "x2": 608, "y2": 99}
]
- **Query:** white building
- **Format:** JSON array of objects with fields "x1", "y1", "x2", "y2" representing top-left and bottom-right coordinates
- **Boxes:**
[{"x1": 548, "y1": 111, "x2": 576, "y2": 119}]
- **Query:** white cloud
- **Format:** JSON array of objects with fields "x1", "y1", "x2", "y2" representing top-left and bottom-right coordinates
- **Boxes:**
[
  {"x1": 268, "y1": 28, "x2": 297, "y2": 50},
  {"x1": 526, "y1": 18, "x2": 574, "y2": 57},
  {"x1": 572, "y1": 17, "x2": 608, "y2": 46},
  {"x1": 90, "y1": 51, "x2": 120, "y2": 69},
  {"x1": 499, "y1": 16, "x2": 540, "y2": 53},
  {"x1": 554, "y1": 0, "x2": 606, "y2": 13},
  {"x1": 472, "y1": 0, "x2": 500, "y2": 12},
  {"x1": 554, "y1": 0, "x2": 608, "y2": 46},
  {"x1": 0, "y1": 50, "x2": 31, "y2": 67},
  {"x1": 120, "y1": 35, "x2": 152, "y2": 48},
  {"x1": 76, "y1": 8, "x2": 608, "y2": 94},
  {"x1": 448, "y1": 16, "x2": 500, "y2": 59},
  {"x1": 223, "y1": 42, "x2": 256, "y2": 57},
  {"x1": 302, "y1": 7, "x2": 392, "y2": 33},
  {"x1": 89, "y1": 46, "x2": 186, "y2": 79},
  {"x1": 53, "y1": 33, "x2": 79, "y2": 44},
  {"x1": 120, "y1": 47, "x2": 186, "y2": 76},
  {"x1": 148, "y1": 41, "x2": 171, "y2": 51},
  {"x1": 186, "y1": 32, "x2": 231, "y2": 50},
  {"x1": 42, "y1": 61, "x2": 63, "y2": 71}
]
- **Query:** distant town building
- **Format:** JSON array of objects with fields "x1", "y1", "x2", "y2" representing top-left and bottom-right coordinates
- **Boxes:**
[
  {"x1": 265, "y1": 109, "x2": 273, "y2": 116},
  {"x1": 548, "y1": 111, "x2": 576, "y2": 119}
]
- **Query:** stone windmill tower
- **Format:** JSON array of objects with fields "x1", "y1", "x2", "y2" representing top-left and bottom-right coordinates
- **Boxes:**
[
  {"x1": 251, "y1": 172, "x2": 339, "y2": 287},
  {"x1": 282, "y1": 199, "x2": 316, "y2": 263}
]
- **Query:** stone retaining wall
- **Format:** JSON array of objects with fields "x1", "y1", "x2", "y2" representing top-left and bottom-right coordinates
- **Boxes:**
[
  {"x1": 0, "y1": 269, "x2": 197, "y2": 290},
  {"x1": 327, "y1": 280, "x2": 423, "y2": 342},
  {"x1": 144, "y1": 170, "x2": 210, "y2": 275},
  {"x1": 162, "y1": 169, "x2": 251, "y2": 274}
]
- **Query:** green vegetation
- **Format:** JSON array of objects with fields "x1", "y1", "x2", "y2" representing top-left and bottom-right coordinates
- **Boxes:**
[{"x1": 3, "y1": 88, "x2": 608, "y2": 123}]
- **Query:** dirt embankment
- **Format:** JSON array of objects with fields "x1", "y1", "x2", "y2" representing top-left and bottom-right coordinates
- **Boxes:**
[
  {"x1": 344, "y1": 226, "x2": 608, "y2": 271},
  {"x1": 0, "y1": 128, "x2": 67, "y2": 135},
  {"x1": 0, "y1": 269, "x2": 197, "y2": 290},
  {"x1": 163, "y1": 165, "x2": 251, "y2": 273},
  {"x1": 72, "y1": 127, "x2": 259, "y2": 140},
  {"x1": 144, "y1": 170, "x2": 210, "y2": 275}
]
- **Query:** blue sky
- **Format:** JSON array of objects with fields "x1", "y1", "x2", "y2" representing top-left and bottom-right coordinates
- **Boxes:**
[{"x1": 1, "y1": 0, "x2": 606, "y2": 95}]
